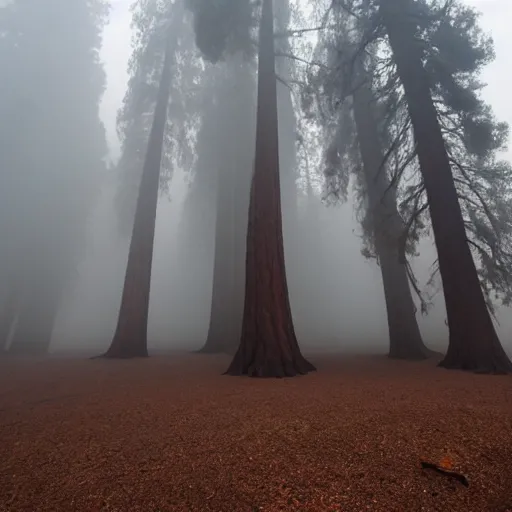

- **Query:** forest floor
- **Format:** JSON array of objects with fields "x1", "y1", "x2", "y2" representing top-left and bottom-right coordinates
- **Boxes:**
[{"x1": 0, "y1": 352, "x2": 511, "y2": 512}]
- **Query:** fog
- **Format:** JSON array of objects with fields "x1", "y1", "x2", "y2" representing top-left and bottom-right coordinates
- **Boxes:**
[{"x1": 3, "y1": 0, "x2": 512, "y2": 357}]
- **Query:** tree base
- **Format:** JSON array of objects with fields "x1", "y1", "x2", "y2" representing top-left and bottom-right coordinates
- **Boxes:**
[
  {"x1": 92, "y1": 346, "x2": 149, "y2": 360},
  {"x1": 93, "y1": 328, "x2": 150, "y2": 360},
  {"x1": 424, "y1": 348, "x2": 444, "y2": 358},
  {"x1": 92, "y1": 352, "x2": 148, "y2": 360},
  {"x1": 388, "y1": 350, "x2": 428, "y2": 361},
  {"x1": 225, "y1": 351, "x2": 316, "y2": 378},
  {"x1": 388, "y1": 344, "x2": 442, "y2": 361},
  {"x1": 437, "y1": 328, "x2": 512, "y2": 374},
  {"x1": 196, "y1": 336, "x2": 239, "y2": 356},
  {"x1": 438, "y1": 353, "x2": 512, "y2": 375},
  {"x1": 195, "y1": 345, "x2": 222, "y2": 354}
]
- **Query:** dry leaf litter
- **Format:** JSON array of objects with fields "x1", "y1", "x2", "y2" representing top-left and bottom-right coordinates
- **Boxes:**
[{"x1": 0, "y1": 353, "x2": 511, "y2": 511}]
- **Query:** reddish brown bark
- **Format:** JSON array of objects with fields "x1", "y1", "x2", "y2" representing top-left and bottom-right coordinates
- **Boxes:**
[
  {"x1": 351, "y1": 65, "x2": 431, "y2": 360},
  {"x1": 225, "y1": 0, "x2": 315, "y2": 377},
  {"x1": 380, "y1": 0, "x2": 512, "y2": 373},
  {"x1": 99, "y1": 35, "x2": 173, "y2": 359}
]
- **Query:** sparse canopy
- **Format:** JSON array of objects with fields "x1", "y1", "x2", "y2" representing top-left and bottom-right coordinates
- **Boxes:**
[
  {"x1": 185, "y1": 0, "x2": 256, "y2": 62},
  {"x1": 300, "y1": 0, "x2": 512, "y2": 372}
]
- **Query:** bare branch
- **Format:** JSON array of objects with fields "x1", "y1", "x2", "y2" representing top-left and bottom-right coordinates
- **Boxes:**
[{"x1": 274, "y1": 51, "x2": 330, "y2": 69}]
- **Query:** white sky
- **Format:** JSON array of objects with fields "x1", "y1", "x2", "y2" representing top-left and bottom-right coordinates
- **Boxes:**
[
  {"x1": 99, "y1": 0, "x2": 512, "y2": 160},
  {"x1": 99, "y1": 0, "x2": 133, "y2": 159}
]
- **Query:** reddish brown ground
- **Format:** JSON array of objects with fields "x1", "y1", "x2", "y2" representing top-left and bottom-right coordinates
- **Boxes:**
[{"x1": 0, "y1": 353, "x2": 511, "y2": 512}]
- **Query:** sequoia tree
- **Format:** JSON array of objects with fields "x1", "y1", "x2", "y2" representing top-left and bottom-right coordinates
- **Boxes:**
[
  {"x1": 304, "y1": 6, "x2": 432, "y2": 359},
  {"x1": 115, "y1": 0, "x2": 200, "y2": 237},
  {"x1": 0, "y1": 0, "x2": 108, "y2": 354},
  {"x1": 226, "y1": 0, "x2": 314, "y2": 376},
  {"x1": 188, "y1": 0, "x2": 314, "y2": 375},
  {"x1": 378, "y1": 0, "x2": 512, "y2": 372},
  {"x1": 201, "y1": 0, "x2": 299, "y2": 355},
  {"x1": 199, "y1": 57, "x2": 255, "y2": 355},
  {"x1": 304, "y1": 0, "x2": 512, "y2": 369},
  {"x1": 351, "y1": 66, "x2": 432, "y2": 359},
  {"x1": 100, "y1": 32, "x2": 173, "y2": 358}
]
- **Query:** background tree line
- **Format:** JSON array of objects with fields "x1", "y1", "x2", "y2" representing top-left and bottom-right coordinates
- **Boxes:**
[{"x1": 1, "y1": 0, "x2": 511, "y2": 375}]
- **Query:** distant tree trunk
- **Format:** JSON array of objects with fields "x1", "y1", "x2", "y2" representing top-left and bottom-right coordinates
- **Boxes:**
[
  {"x1": 225, "y1": 0, "x2": 315, "y2": 377},
  {"x1": 351, "y1": 65, "x2": 431, "y2": 360},
  {"x1": 8, "y1": 274, "x2": 61, "y2": 355},
  {"x1": 0, "y1": 282, "x2": 20, "y2": 351},
  {"x1": 200, "y1": 162, "x2": 243, "y2": 354},
  {"x1": 276, "y1": 62, "x2": 299, "y2": 230},
  {"x1": 275, "y1": 0, "x2": 301, "y2": 323},
  {"x1": 99, "y1": 34, "x2": 173, "y2": 359},
  {"x1": 230, "y1": 135, "x2": 251, "y2": 352},
  {"x1": 380, "y1": 0, "x2": 512, "y2": 373}
]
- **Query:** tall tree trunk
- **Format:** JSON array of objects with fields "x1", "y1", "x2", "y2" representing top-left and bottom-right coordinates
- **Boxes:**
[
  {"x1": 200, "y1": 61, "x2": 253, "y2": 355},
  {"x1": 274, "y1": 0, "x2": 301, "y2": 323},
  {"x1": 351, "y1": 65, "x2": 431, "y2": 360},
  {"x1": 99, "y1": 35, "x2": 173, "y2": 359},
  {"x1": 225, "y1": 0, "x2": 315, "y2": 377},
  {"x1": 200, "y1": 161, "x2": 243, "y2": 354},
  {"x1": 231, "y1": 130, "x2": 251, "y2": 353},
  {"x1": 380, "y1": 0, "x2": 512, "y2": 373}
]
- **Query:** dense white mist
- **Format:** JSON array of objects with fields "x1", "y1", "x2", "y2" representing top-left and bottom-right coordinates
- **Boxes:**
[
  {"x1": 52, "y1": 170, "x2": 188, "y2": 352},
  {"x1": 50, "y1": 0, "x2": 512, "y2": 356},
  {"x1": 52, "y1": 175, "x2": 512, "y2": 355}
]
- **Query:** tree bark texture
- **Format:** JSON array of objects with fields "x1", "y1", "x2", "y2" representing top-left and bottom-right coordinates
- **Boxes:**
[
  {"x1": 100, "y1": 34, "x2": 173, "y2": 359},
  {"x1": 351, "y1": 64, "x2": 431, "y2": 360},
  {"x1": 380, "y1": 0, "x2": 512, "y2": 373},
  {"x1": 225, "y1": 0, "x2": 315, "y2": 377}
]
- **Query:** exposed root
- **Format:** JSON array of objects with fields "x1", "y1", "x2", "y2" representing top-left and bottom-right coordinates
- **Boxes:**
[{"x1": 225, "y1": 351, "x2": 316, "y2": 378}]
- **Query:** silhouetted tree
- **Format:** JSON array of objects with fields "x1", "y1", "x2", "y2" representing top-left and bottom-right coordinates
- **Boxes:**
[
  {"x1": 188, "y1": 0, "x2": 314, "y2": 375},
  {"x1": 303, "y1": 5, "x2": 431, "y2": 359},
  {"x1": 200, "y1": 0, "x2": 299, "y2": 356},
  {"x1": 312, "y1": 0, "x2": 512, "y2": 372},
  {"x1": 0, "y1": 279, "x2": 18, "y2": 352},
  {"x1": 378, "y1": 0, "x2": 512, "y2": 372},
  {"x1": 115, "y1": 0, "x2": 200, "y2": 237},
  {"x1": 0, "y1": 0, "x2": 108, "y2": 354},
  {"x1": 228, "y1": 0, "x2": 314, "y2": 376},
  {"x1": 199, "y1": 57, "x2": 255, "y2": 355},
  {"x1": 100, "y1": 32, "x2": 173, "y2": 358},
  {"x1": 8, "y1": 252, "x2": 64, "y2": 354},
  {"x1": 352, "y1": 73, "x2": 434, "y2": 359}
]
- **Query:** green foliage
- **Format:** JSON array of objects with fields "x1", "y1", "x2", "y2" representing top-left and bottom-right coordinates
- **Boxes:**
[
  {"x1": 114, "y1": 0, "x2": 203, "y2": 236},
  {"x1": 185, "y1": 0, "x2": 257, "y2": 62},
  {"x1": 303, "y1": 0, "x2": 512, "y2": 309}
]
